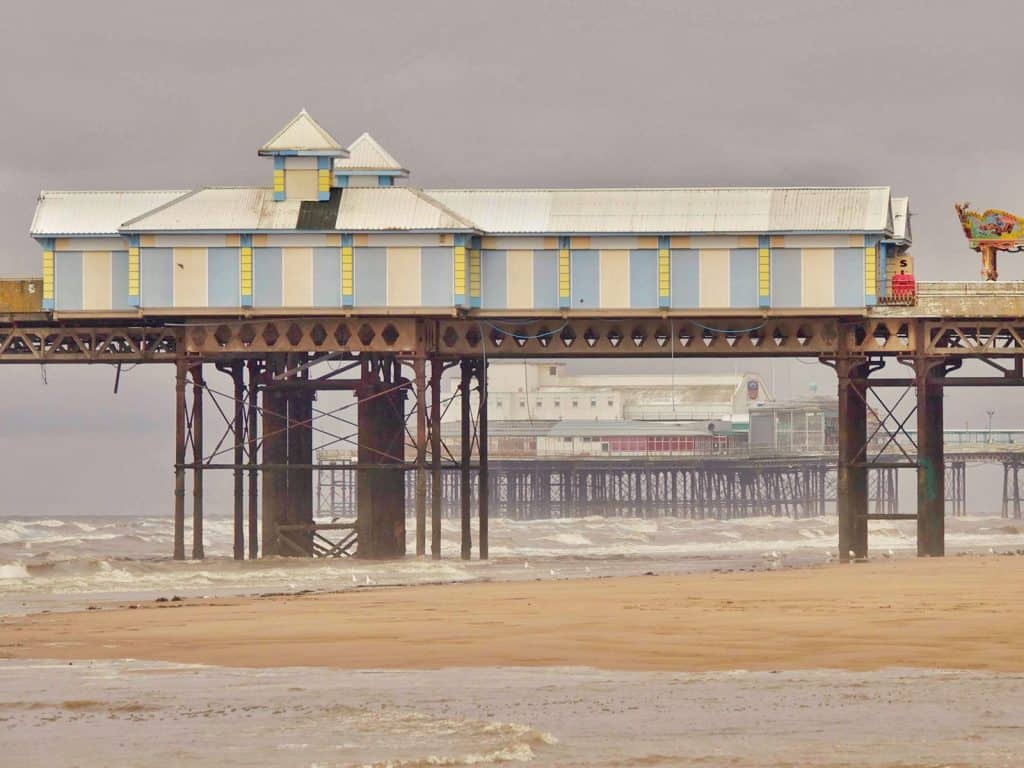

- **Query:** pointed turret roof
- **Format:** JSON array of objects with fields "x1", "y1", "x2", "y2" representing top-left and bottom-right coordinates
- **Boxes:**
[
  {"x1": 259, "y1": 109, "x2": 347, "y2": 156},
  {"x1": 334, "y1": 132, "x2": 408, "y2": 174}
]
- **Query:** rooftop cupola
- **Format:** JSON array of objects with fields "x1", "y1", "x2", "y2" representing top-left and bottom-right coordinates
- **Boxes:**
[
  {"x1": 334, "y1": 132, "x2": 409, "y2": 188},
  {"x1": 258, "y1": 109, "x2": 347, "y2": 202}
]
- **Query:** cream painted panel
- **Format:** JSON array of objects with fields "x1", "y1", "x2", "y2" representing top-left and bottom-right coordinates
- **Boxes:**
[
  {"x1": 387, "y1": 247, "x2": 421, "y2": 306},
  {"x1": 56, "y1": 237, "x2": 126, "y2": 251},
  {"x1": 282, "y1": 247, "x2": 314, "y2": 306},
  {"x1": 486, "y1": 236, "x2": 551, "y2": 250},
  {"x1": 264, "y1": 234, "x2": 334, "y2": 247},
  {"x1": 81, "y1": 251, "x2": 112, "y2": 310},
  {"x1": 506, "y1": 250, "x2": 533, "y2": 308},
  {"x1": 691, "y1": 236, "x2": 743, "y2": 249},
  {"x1": 591, "y1": 236, "x2": 641, "y2": 250},
  {"x1": 781, "y1": 235, "x2": 865, "y2": 249},
  {"x1": 698, "y1": 249, "x2": 730, "y2": 307},
  {"x1": 599, "y1": 250, "x2": 630, "y2": 308},
  {"x1": 366, "y1": 233, "x2": 445, "y2": 247},
  {"x1": 153, "y1": 235, "x2": 229, "y2": 248},
  {"x1": 801, "y1": 248, "x2": 835, "y2": 306},
  {"x1": 173, "y1": 247, "x2": 208, "y2": 307},
  {"x1": 284, "y1": 156, "x2": 318, "y2": 170},
  {"x1": 285, "y1": 169, "x2": 318, "y2": 201}
]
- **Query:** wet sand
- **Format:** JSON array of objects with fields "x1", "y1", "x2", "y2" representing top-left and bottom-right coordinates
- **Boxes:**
[{"x1": 2, "y1": 555, "x2": 1023, "y2": 672}]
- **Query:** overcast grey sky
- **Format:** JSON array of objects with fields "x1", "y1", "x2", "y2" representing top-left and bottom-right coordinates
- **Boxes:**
[{"x1": 1, "y1": 0, "x2": 1021, "y2": 519}]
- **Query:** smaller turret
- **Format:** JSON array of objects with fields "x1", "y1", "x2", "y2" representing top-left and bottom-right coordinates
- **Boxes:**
[{"x1": 258, "y1": 109, "x2": 348, "y2": 202}]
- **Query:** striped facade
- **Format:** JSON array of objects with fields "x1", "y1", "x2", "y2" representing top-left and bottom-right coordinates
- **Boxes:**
[{"x1": 49, "y1": 232, "x2": 884, "y2": 312}]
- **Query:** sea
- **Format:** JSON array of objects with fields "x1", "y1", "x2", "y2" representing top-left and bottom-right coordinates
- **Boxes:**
[{"x1": 3, "y1": 513, "x2": 1024, "y2": 767}]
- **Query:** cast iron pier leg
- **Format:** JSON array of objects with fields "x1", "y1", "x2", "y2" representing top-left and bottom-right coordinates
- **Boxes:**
[
  {"x1": 477, "y1": 357, "x2": 489, "y2": 560},
  {"x1": 262, "y1": 354, "x2": 287, "y2": 557},
  {"x1": 460, "y1": 358, "x2": 472, "y2": 560},
  {"x1": 191, "y1": 364, "x2": 204, "y2": 560},
  {"x1": 837, "y1": 359, "x2": 868, "y2": 562},
  {"x1": 430, "y1": 356, "x2": 443, "y2": 559},
  {"x1": 415, "y1": 356, "x2": 427, "y2": 556},
  {"x1": 247, "y1": 359, "x2": 259, "y2": 559},
  {"x1": 917, "y1": 365, "x2": 945, "y2": 556},
  {"x1": 173, "y1": 357, "x2": 187, "y2": 561},
  {"x1": 232, "y1": 360, "x2": 245, "y2": 561}
]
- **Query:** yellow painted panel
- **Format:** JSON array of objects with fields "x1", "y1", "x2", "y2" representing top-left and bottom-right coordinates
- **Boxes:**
[
  {"x1": 506, "y1": 250, "x2": 533, "y2": 308},
  {"x1": 670, "y1": 236, "x2": 690, "y2": 248},
  {"x1": 282, "y1": 247, "x2": 313, "y2": 306},
  {"x1": 758, "y1": 248, "x2": 771, "y2": 295},
  {"x1": 82, "y1": 251, "x2": 112, "y2": 310},
  {"x1": 173, "y1": 247, "x2": 208, "y2": 307},
  {"x1": 387, "y1": 247, "x2": 420, "y2": 306},
  {"x1": 43, "y1": 250, "x2": 54, "y2": 299},
  {"x1": 284, "y1": 169, "x2": 318, "y2": 201},
  {"x1": 570, "y1": 236, "x2": 590, "y2": 249},
  {"x1": 802, "y1": 248, "x2": 834, "y2": 307},
  {"x1": 599, "y1": 250, "x2": 630, "y2": 308},
  {"x1": 454, "y1": 245, "x2": 466, "y2": 294},
  {"x1": 559, "y1": 248, "x2": 570, "y2": 298},
  {"x1": 849, "y1": 234, "x2": 866, "y2": 247},
  {"x1": 470, "y1": 248, "x2": 481, "y2": 297},
  {"x1": 698, "y1": 250, "x2": 730, "y2": 307},
  {"x1": 658, "y1": 248, "x2": 670, "y2": 297},
  {"x1": 341, "y1": 246, "x2": 353, "y2": 294},
  {"x1": 639, "y1": 236, "x2": 659, "y2": 249}
]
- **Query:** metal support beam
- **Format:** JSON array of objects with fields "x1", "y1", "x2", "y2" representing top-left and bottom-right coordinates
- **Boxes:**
[
  {"x1": 477, "y1": 357, "x2": 489, "y2": 560},
  {"x1": 917, "y1": 366, "x2": 945, "y2": 556},
  {"x1": 837, "y1": 359, "x2": 869, "y2": 562},
  {"x1": 262, "y1": 354, "x2": 287, "y2": 557},
  {"x1": 460, "y1": 358, "x2": 472, "y2": 560},
  {"x1": 191, "y1": 364, "x2": 204, "y2": 560},
  {"x1": 173, "y1": 357, "x2": 186, "y2": 561},
  {"x1": 284, "y1": 356, "x2": 314, "y2": 556},
  {"x1": 232, "y1": 360, "x2": 245, "y2": 561},
  {"x1": 247, "y1": 359, "x2": 259, "y2": 559},
  {"x1": 414, "y1": 356, "x2": 427, "y2": 556},
  {"x1": 430, "y1": 355, "x2": 442, "y2": 559}
]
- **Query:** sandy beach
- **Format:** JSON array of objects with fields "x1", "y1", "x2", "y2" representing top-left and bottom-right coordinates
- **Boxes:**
[{"x1": 3, "y1": 554, "x2": 1023, "y2": 672}]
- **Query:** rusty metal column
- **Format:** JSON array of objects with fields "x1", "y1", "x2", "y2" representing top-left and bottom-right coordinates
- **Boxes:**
[
  {"x1": 477, "y1": 358, "x2": 489, "y2": 560},
  {"x1": 173, "y1": 356, "x2": 187, "y2": 561},
  {"x1": 191, "y1": 364, "x2": 205, "y2": 560},
  {"x1": 430, "y1": 356, "x2": 443, "y2": 559},
  {"x1": 837, "y1": 359, "x2": 868, "y2": 562},
  {"x1": 460, "y1": 359, "x2": 472, "y2": 560},
  {"x1": 414, "y1": 357, "x2": 427, "y2": 556},
  {"x1": 286, "y1": 365, "x2": 314, "y2": 556},
  {"x1": 917, "y1": 363, "x2": 945, "y2": 557},
  {"x1": 247, "y1": 359, "x2": 260, "y2": 559},
  {"x1": 262, "y1": 354, "x2": 287, "y2": 557},
  {"x1": 232, "y1": 360, "x2": 245, "y2": 561}
]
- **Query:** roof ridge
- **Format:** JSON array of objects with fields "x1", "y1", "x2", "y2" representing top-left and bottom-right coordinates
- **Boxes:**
[
  {"x1": 39, "y1": 189, "x2": 191, "y2": 196},
  {"x1": 260, "y1": 110, "x2": 344, "y2": 153},
  {"x1": 406, "y1": 187, "x2": 478, "y2": 229},
  {"x1": 119, "y1": 189, "x2": 199, "y2": 229}
]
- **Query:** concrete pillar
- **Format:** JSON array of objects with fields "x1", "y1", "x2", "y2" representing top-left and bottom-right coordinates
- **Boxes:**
[
  {"x1": 837, "y1": 361, "x2": 868, "y2": 562},
  {"x1": 917, "y1": 367, "x2": 945, "y2": 556},
  {"x1": 356, "y1": 361, "x2": 407, "y2": 558}
]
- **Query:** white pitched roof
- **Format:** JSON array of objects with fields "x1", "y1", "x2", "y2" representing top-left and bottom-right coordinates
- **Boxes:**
[
  {"x1": 30, "y1": 190, "x2": 189, "y2": 236},
  {"x1": 425, "y1": 187, "x2": 894, "y2": 234},
  {"x1": 119, "y1": 187, "x2": 475, "y2": 231},
  {"x1": 334, "y1": 132, "x2": 407, "y2": 173},
  {"x1": 336, "y1": 188, "x2": 475, "y2": 231},
  {"x1": 259, "y1": 109, "x2": 346, "y2": 154}
]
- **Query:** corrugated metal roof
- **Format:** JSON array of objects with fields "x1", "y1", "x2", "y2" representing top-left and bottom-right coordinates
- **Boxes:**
[
  {"x1": 334, "y1": 132, "x2": 407, "y2": 173},
  {"x1": 336, "y1": 187, "x2": 477, "y2": 231},
  {"x1": 440, "y1": 419, "x2": 724, "y2": 438},
  {"x1": 259, "y1": 109, "x2": 345, "y2": 154},
  {"x1": 424, "y1": 187, "x2": 893, "y2": 234},
  {"x1": 122, "y1": 188, "x2": 302, "y2": 231},
  {"x1": 122, "y1": 187, "x2": 476, "y2": 232},
  {"x1": 30, "y1": 190, "x2": 189, "y2": 236}
]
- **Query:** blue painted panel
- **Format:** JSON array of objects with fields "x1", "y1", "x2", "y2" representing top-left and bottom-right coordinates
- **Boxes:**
[
  {"x1": 208, "y1": 247, "x2": 240, "y2": 307},
  {"x1": 253, "y1": 247, "x2": 282, "y2": 307},
  {"x1": 533, "y1": 250, "x2": 559, "y2": 309},
  {"x1": 140, "y1": 248, "x2": 173, "y2": 307},
  {"x1": 55, "y1": 251, "x2": 82, "y2": 311},
  {"x1": 570, "y1": 250, "x2": 599, "y2": 309},
  {"x1": 729, "y1": 248, "x2": 758, "y2": 308},
  {"x1": 834, "y1": 247, "x2": 865, "y2": 307},
  {"x1": 670, "y1": 249, "x2": 699, "y2": 308},
  {"x1": 481, "y1": 250, "x2": 507, "y2": 309},
  {"x1": 111, "y1": 251, "x2": 131, "y2": 310},
  {"x1": 353, "y1": 247, "x2": 386, "y2": 306},
  {"x1": 421, "y1": 246, "x2": 454, "y2": 306},
  {"x1": 313, "y1": 247, "x2": 341, "y2": 307},
  {"x1": 629, "y1": 249, "x2": 658, "y2": 308},
  {"x1": 770, "y1": 249, "x2": 802, "y2": 308}
]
